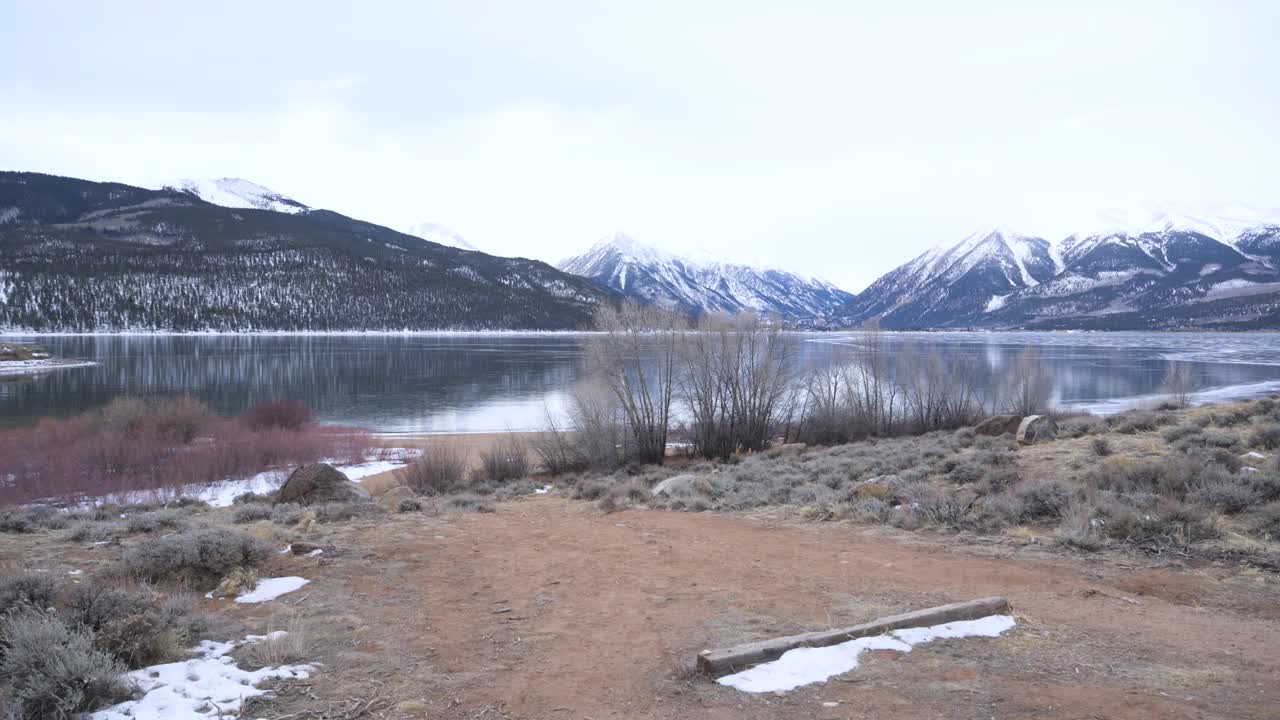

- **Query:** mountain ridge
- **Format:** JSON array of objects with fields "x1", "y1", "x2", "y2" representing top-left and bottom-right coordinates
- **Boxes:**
[
  {"x1": 0, "y1": 171, "x2": 616, "y2": 331},
  {"x1": 558, "y1": 232, "x2": 854, "y2": 323},
  {"x1": 843, "y1": 216, "x2": 1280, "y2": 330}
]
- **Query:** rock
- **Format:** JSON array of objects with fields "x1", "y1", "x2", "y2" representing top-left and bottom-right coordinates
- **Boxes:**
[
  {"x1": 1016, "y1": 415, "x2": 1058, "y2": 444},
  {"x1": 376, "y1": 485, "x2": 419, "y2": 512},
  {"x1": 652, "y1": 474, "x2": 698, "y2": 497},
  {"x1": 290, "y1": 542, "x2": 335, "y2": 556},
  {"x1": 773, "y1": 442, "x2": 807, "y2": 454},
  {"x1": 974, "y1": 415, "x2": 1023, "y2": 437},
  {"x1": 274, "y1": 463, "x2": 371, "y2": 506}
]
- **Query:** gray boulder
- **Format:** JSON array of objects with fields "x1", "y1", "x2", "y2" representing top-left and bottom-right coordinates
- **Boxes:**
[
  {"x1": 1016, "y1": 415, "x2": 1058, "y2": 444},
  {"x1": 275, "y1": 463, "x2": 371, "y2": 506},
  {"x1": 974, "y1": 415, "x2": 1023, "y2": 437}
]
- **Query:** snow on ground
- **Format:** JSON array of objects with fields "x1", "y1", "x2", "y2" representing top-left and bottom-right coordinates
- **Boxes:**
[
  {"x1": 717, "y1": 615, "x2": 1016, "y2": 693},
  {"x1": 235, "y1": 576, "x2": 310, "y2": 604},
  {"x1": 76, "y1": 450, "x2": 419, "y2": 508},
  {"x1": 90, "y1": 633, "x2": 313, "y2": 720}
]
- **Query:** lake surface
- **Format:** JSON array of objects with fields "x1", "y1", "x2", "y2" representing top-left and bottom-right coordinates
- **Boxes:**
[{"x1": 3, "y1": 332, "x2": 1280, "y2": 432}]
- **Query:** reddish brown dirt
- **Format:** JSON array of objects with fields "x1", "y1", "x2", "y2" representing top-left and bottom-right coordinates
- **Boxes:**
[{"x1": 239, "y1": 497, "x2": 1280, "y2": 720}]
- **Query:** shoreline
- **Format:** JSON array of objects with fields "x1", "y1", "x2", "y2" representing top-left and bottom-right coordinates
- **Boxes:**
[{"x1": 0, "y1": 358, "x2": 97, "y2": 376}]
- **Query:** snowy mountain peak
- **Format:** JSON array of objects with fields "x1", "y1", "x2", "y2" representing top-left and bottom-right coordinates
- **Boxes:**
[
  {"x1": 156, "y1": 178, "x2": 310, "y2": 214},
  {"x1": 558, "y1": 233, "x2": 854, "y2": 321},
  {"x1": 407, "y1": 222, "x2": 478, "y2": 252},
  {"x1": 585, "y1": 232, "x2": 674, "y2": 265},
  {"x1": 1073, "y1": 205, "x2": 1280, "y2": 244}
]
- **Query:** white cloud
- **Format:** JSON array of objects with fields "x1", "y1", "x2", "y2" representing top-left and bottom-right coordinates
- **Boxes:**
[{"x1": 2, "y1": 0, "x2": 1279, "y2": 291}]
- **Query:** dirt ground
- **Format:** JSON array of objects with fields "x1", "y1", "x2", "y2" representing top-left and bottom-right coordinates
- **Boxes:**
[
  {"x1": 5, "y1": 492, "x2": 1279, "y2": 719},
  {"x1": 189, "y1": 496, "x2": 1280, "y2": 720}
]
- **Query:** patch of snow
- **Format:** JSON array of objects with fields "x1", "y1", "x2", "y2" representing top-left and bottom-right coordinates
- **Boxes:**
[
  {"x1": 985, "y1": 294, "x2": 1008, "y2": 312},
  {"x1": 235, "y1": 576, "x2": 310, "y2": 604},
  {"x1": 407, "y1": 222, "x2": 479, "y2": 251},
  {"x1": 334, "y1": 459, "x2": 408, "y2": 482},
  {"x1": 305, "y1": 548, "x2": 324, "y2": 557},
  {"x1": 90, "y1": 633, "x2": 312, "y2": 720},
  {"x1": 74, "y1": 452, "x2": 417, "y2": 509},
  {"x1": 155, "y1": 178, "x2": 309, "y2": 214},
  {"x1": 717, "y1": 615, "x2": 1016, "y2": 693},
  {"x1": 1208, "y1": 278, "x2": 1260, "y2": 294},
  {"x1": 535, "y1": 485, "x2": 552, "y2": 494},
  {"x1": 1244, "y1": 451, "x2": 1267, "y2": 460},
  {"x1": 1199, "y1": 263, "x2": 1222, "y2": 277}
]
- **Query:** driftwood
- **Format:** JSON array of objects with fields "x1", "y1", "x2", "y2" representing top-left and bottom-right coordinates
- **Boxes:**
[{"x1": 696, "y1": 596, "x2": 1011, "y2": 675}]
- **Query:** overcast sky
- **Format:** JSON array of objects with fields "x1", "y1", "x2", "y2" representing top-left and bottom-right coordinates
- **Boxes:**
[{"x1": 3, "y1": 1, "x2": 1279, "y2": 291}]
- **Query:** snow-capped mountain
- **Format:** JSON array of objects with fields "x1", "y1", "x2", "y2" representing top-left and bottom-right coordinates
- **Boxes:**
[
  {"x1": 154, "y1": 178, "x2": 311, "y2": 214},
  {"x1": 0, "y1": 171, "x2": 614, "y2": 331},
  {"x1": 406, "y1": 222, "x2": 479, "y2": 252},
  {"x1": 558, "y1": 232, "x2": 854, "y2": 321},
  {"x1": 846, "y1": 227, "x2": 1057, "y2": 326},
  {"x1": 845, "y1": 211, "x2": 1280, "y2": 330}
]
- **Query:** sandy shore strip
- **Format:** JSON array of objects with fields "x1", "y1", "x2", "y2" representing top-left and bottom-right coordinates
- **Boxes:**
[{"x1": 363, "y1": 431, "x2": 556, "y2": 495}]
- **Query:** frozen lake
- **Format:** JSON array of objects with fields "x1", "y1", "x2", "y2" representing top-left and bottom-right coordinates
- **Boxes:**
[{"x1": 2, "y1": 331, "x2": 1279, "y2": 432}]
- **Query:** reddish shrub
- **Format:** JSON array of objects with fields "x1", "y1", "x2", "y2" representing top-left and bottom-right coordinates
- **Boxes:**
[
  {"x1": 241, "y1": 400, "x2": 313, "y2": 431},
  {"x1": 0, "y1": 397, "x2": 372, "y2": 505}
]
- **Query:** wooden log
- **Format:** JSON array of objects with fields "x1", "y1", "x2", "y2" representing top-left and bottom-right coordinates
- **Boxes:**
[{"x1": 696, "y1": 596, "x2": 1010, "y2": 676}]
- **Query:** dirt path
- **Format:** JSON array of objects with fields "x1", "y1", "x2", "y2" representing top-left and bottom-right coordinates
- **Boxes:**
[{"x1": 247, "y1": 497, "x2": 1280, "y2": 720}]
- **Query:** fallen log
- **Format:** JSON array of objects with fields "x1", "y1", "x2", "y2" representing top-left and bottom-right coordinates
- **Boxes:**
[{"x1": 696, "y1": 596, "x2": 1010, "y2": 676}]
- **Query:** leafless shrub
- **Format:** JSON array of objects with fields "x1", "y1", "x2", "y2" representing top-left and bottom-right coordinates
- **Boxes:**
[
  {"x1": 677, "y1": 313, "x2": 795, "y2": 460},
  {"x1": 0, "y1": 573, "x2": 60, "y2": 610},
  {"x1": 1250, "y1": 502, "x2": 1280, "y2": 540},
  {"x1": 1001, "y1": 348, "x2": 1054, "y2": 416},
  {"x1": 124, "y1": 509, "x2": 187, "y2": 534},
  {"x1": 1110, "y1": 410, "x2": 1175, "y2": 434},
  {"x1": 1090, "y1": 437, "x2": 1113, "y2": 456},
  {"x1": 232, "y1": 503, "x2": 274, "y2": 524},
  {"x1": 476, "y1": 434, "x2": 532, "y2": 484},
  {"x1": 65, "y1": 520, "x2": 125, "y2": 543},
  {"x1": 1101, "y1": 502, "x2": 1219, "y2": 546},
  {"x1": 1161, "y1": 362, "x2": 1197, "y2": 408},
  {"x1": 1248, "y1": 424, "x2": 1280, "y2": 450},
  {"x1": 585, "y1": 302, "x2": 680, "y2": 465},
  {"x1": 1014, "y1": 479, "x2": 1075, "y2": 520},
  {"x1": 122, "y1": 527, "x2": 273, "y2": 588},
  {"x1": 532, "y1": 407, "x2": 589, "y2": 476},
  {"x1": 0, "y1": 609, "x2": 130, "y2": 719},
  {"x1": 62, "y1": 584, "x2": 194, "y2": 668},
  {"x1": 397, "y1": 445, "x2": 468, "y2": 495}
]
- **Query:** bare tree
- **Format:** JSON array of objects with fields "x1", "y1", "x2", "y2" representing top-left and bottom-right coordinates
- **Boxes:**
[
  {"x1": 1001, "y1": 348, "x2": 1054, "y2": 415},
  {"x1": 677, "y1": 313, "x2": 794, "y2": 459},
  {"x1": 1161, "y1": 361, "x2": 1197, "y2": 408},
  {"x1": 584, "y1": 302, "x2": 679, "y2": 465},
  {"x1": 851, "y1": 321, "x2": 902, "y2": 435}
]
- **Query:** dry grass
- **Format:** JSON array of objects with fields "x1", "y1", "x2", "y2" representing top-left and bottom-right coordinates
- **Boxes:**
[{"x1": 238, "y1": 612, "x2": 313, "y2": 668}]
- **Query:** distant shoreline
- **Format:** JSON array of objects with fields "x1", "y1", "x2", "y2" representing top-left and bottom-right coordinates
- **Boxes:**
[
  {"x1": 0, "y1": 358, "x2": 97, "y2": 376},
  {"x1": 0, "y1": 329, "x2": 599, "y2": 337}
]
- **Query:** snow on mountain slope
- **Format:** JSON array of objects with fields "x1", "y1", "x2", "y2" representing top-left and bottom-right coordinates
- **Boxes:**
[
  {"x1": 845, "y1": 211, "x2": 1280, "y2": 330},
  {"x1": 1074, "y1": 205, "x2": 1280, "y2": 246},
  {"x1": 558, "y1": 232, "x2": 854, "y2": 321},
  {"x1": 156, "y1": 178, "x2": 310, "y2": 214},
  {"x1": 844, "y1": 228, "x2": 1056, "y2": 327},
  {"x1": 407, "y1": 222, "x2": 479, "y2": 252}
]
